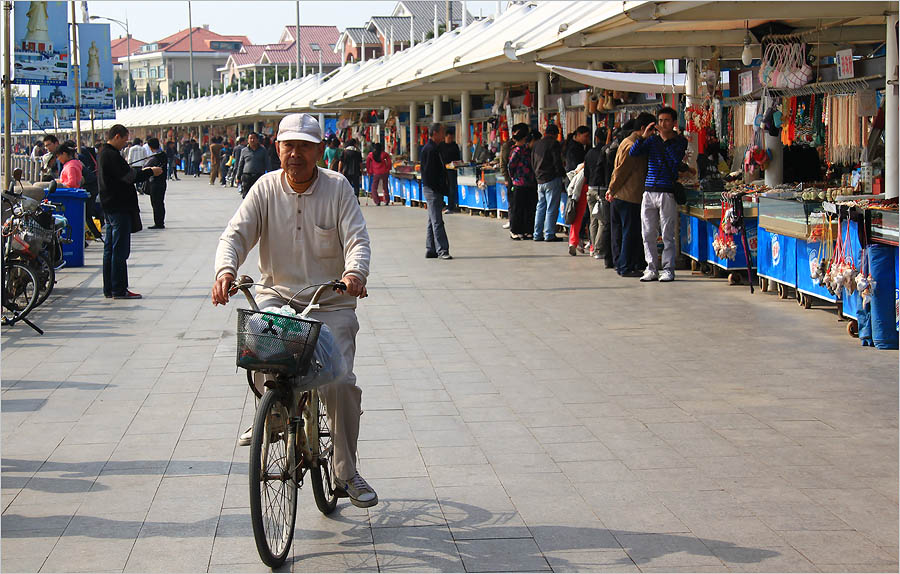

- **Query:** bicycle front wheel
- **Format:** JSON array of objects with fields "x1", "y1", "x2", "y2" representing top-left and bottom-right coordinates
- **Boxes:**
[
  {"x1": 2, "y1": 261, "x2": 39, "y2": 321},
  {"x1": 249, "y1": 388, "x2": 298, "y2": 568},
  {"x1": 308, "y1": 389, "x2": 338, "y2": 515},
  {"x1": 33, "y1": 252, "x2": 55, "y2": 307}
]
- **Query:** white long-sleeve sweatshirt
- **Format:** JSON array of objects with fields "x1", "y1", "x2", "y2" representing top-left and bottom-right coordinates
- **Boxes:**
[{"x1": 214, "y1": 168, "x2": 370, "y2": 312}]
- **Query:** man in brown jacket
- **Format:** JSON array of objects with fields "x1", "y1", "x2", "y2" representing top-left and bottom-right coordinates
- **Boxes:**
[{"x1": 607, "y1": 113, "x2": 654, "y2": 277}]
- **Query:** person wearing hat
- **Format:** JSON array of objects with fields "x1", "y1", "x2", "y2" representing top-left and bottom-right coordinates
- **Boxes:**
[{"x1": 212, "y1": 113, "x2": 377, "y2": 508}]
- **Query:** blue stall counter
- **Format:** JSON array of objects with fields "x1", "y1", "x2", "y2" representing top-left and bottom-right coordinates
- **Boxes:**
[
  {"x1": 706, "y1": 219, "x2": 758, "y2": 271},
  {"x1": 679, "y1": 212, "x2": 709, "y2": 263},
  {"x1": 757, "y1": 227, "x2": 797, "y2": 289}
]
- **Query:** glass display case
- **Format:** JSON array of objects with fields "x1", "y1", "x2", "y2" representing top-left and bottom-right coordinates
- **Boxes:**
[
  {"x1": 457, "y1": 166, "x2": 479, "y2": 187},
  {"x1": 870, "y1": 210, "x2": 899, "y2": 246},
  {"x1": 683, "y1": 190, "x2": 758, "y2": 220},
  {"x1": 757, "y1": 195, "x2": 831, "y2": 240},
  {"x1": 457, "y1": 166, "x2": 497, "y2": 187}
]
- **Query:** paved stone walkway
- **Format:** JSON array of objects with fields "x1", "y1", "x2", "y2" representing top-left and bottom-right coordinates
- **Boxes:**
[{"x1": 2, "y1": 177, "x2": 897, "y2": 573}]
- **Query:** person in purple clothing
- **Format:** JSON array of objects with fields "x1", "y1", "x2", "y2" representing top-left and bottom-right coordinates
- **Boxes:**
[{"x1": 629, "y1": 107, "x2": 687, "y2": 283}]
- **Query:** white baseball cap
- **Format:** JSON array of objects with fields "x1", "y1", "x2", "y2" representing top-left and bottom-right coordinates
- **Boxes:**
[{"x1": 276, "y1": 113, "x2": 323, "y2": 143}]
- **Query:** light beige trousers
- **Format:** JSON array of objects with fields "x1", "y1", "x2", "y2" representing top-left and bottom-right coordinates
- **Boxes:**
[{"x1": 252, "y1": 304, "x2": 362, "y2": 482}]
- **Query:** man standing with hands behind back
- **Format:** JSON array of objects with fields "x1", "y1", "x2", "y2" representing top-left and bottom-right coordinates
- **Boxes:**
[
  {"x1": 97, "y1": 124, "x2": 163, "y2": 300},
  {"x1": 211, "y1": 113, "x2": 378, "y2": 509},
  {"x1": 420, "y1": 123, "x2": 452, "y2": 260}
]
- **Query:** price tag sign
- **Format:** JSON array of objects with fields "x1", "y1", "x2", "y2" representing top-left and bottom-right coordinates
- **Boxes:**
[
  {"x1": 836, "y1": 49, "x2": 854, "y2": 79},
  {"x1": 739, "y1": 71, "x2": 753, "y2": 96}
]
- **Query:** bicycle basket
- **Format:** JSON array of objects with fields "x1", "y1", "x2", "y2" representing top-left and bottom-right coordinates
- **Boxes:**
[
  {"x1": 23, "y1": 218, "x2": 54, "y2": 250},
  {"x1": 236, "y1": 308, "x2": 322, "y2": 376}
]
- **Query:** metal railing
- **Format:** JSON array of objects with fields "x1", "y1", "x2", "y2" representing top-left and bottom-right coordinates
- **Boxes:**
[{"x1": 2, "y1": 153, "x2": 41, "y2": 183}]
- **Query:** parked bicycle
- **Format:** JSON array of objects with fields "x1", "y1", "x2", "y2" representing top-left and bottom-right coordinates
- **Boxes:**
[
  {"x1": 227, "y1": 275, "x2": 350, "y2": 567},
  {"x1": 1, "y1": 170, "x2": 72, "y2": 334}
]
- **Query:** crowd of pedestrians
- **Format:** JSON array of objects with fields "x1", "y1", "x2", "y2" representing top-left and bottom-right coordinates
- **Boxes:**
[{"x1": 497, "y1": 107, "x2": 689, "y2": 281}]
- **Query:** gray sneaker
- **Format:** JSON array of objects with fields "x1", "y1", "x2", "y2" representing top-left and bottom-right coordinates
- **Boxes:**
[
  {"x1": 336, "y1": 471, "x2": 378, "y2": 508},
  {"x1": 640, "y1": 270, "x2": 659, "y2": 282},
  {"x1": 659, "y1": 270, "x2": 675, "y2": 282}
]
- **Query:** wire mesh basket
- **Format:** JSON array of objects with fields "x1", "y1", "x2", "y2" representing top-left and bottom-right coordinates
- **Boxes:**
[
  {"x1": 236, "y1": 308, "x2": 322, "y2": 376},
  {"x1": 22, "y1": 217, "x2": 54, "y2": 246}
]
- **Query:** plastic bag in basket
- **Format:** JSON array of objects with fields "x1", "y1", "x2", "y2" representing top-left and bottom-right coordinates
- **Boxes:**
[
  {"x1": 299, "y1": 324, "x2": 349, "y2": 389},
  {"x1": 244, "y1": 306, "x2": 302, "y2": 362}
]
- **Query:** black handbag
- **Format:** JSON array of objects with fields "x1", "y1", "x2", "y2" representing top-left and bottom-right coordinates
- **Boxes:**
[{"x1": 130, "y1": 208, "x2": 142, "y2": 233}]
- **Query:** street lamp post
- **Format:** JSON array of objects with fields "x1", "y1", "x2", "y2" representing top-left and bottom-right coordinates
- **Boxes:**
[{"x1": 90, "y1": 15, "x2": 131, "y2": 107}]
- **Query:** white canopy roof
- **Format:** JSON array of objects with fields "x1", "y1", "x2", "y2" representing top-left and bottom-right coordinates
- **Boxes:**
[{"x1": 537, "y1": 63, "x2": 686, "y2": 94}]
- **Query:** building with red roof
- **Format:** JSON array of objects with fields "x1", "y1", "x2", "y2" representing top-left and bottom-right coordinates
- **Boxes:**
[
  {"x1": 219, "y1": 26, "x2": 340, "y2": 88},
  {"x1": 125, "y1": 25, "x2": 251, "y2": 99}
]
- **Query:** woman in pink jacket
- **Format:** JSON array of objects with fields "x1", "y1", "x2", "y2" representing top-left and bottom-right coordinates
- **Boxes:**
[{"x1": 365, "y1": 142, "x2": 391, "y2": 205}]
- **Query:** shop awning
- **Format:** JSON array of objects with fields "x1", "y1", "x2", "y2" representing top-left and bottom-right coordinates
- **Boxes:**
[{"x1": 537, "y1": 63, "x2": 685, "y2": 94}]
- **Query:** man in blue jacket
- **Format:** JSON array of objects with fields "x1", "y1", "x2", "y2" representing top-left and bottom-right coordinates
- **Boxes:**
[{"x1": 629, "y1": 107, "x2": 687, "y2": 282}]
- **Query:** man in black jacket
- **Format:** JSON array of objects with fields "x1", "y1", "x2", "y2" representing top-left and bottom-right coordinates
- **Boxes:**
[
  {"x1": 98, "y1": 124, "x2": 162, "y2": 300},
  {"x1": 144, "y1": 138, "x2": 168, "y2": 229},
  {"x1": 531, "y1": 124, "x2": 564, "y2": 241},
  {"x1": 420, "y1": 123, "x2": 452, "y2": 259}
]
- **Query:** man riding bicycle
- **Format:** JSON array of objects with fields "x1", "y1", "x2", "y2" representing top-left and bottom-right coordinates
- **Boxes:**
[{"x1": 211, "y1": 113, "x2": 376, "y2": 508}]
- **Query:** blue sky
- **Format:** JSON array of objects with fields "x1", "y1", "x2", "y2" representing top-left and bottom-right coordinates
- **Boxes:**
[{"x1": 86, "y1": 1, "x2": 501, "y2": 45}]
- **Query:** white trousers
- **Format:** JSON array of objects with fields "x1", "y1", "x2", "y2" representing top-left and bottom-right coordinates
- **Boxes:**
[
  {"x1": 640, "y1": 191, "x2": 678, "y2": 274},
  {"x1": 253, "y1": 303, "x2": 362, "y2": 482}
]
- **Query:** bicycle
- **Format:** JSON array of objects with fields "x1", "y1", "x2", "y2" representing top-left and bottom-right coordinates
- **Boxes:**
[
  {"x1": 1, "y1": 170, "x2": 50, "y2": 334},
  {"x1": 228, "y1": 275, "x2": 349, "y2": 567}
]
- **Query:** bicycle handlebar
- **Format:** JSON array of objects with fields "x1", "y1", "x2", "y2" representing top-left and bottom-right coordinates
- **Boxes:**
[{"x1": 229, "y1": 276, "x2": 347, "y2": 317}]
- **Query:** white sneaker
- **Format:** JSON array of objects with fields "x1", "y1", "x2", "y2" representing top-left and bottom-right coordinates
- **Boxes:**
[
  {"x1": 659, "y1": 270, "x2": 675, "y2": 282},
  {"x1": 502, "y1": 222, "x2": 511, "y2": 229},
  {"x1": 640, "y1": 270, "x2": 659, "y2": 282},
  {"x1": 336, "y1": 471, "x2": 378, "y2": 508},
  {"x1": 238, "y1": 426, "x2": 252, "y2": 446}
]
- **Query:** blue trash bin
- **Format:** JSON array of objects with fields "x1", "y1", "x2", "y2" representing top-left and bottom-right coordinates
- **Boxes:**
[{"x1": 47, "y1": 187, "x2": 89, "y2": 268}]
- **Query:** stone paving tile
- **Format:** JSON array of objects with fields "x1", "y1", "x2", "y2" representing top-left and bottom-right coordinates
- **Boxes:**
[{"x1": 1, "y1": 178, "x2": 897, "y2": 572}]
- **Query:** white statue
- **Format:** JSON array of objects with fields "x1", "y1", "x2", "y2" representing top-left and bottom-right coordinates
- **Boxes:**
[
  {"x1": 86, "y1": 41, "x2": 102, "y2": 87},
  {"x1": 23, "y1": 2, "x2": 52, "y2": 52}
]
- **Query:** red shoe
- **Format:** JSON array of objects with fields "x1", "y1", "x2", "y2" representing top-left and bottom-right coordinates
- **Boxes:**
[{"x1": 112, "y1": 290, "x2": 142, "y2": 300}]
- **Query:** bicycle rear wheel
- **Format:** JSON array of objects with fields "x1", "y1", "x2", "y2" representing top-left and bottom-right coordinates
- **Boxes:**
[
  {"x1": 249, "y1": 388, "x2": 298, "y2": 568},
  {"x1": 2, "y1": 261, "x2": 39, "y2": 322},
  {"x1": 308, "y1": 389, "x2": 338, "y2": 515}
]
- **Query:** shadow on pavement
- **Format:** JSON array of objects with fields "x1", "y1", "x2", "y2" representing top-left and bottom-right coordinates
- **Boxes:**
[{"x1": 2, "y1": 495, "x2": 780, "y2": 570}]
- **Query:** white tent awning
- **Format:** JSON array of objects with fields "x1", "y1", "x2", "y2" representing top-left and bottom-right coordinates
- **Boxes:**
[{"x1": 537, "y1": 63, "x2": 685, "y2": 94}]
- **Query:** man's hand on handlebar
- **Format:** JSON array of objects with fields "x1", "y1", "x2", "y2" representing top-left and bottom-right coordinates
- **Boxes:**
[
  {"x1": 211, "y1": 272, "x2": 237, "y2": 306},
  {"x1": 341, "y1": 275, "x2": 368, "y2": 299}
]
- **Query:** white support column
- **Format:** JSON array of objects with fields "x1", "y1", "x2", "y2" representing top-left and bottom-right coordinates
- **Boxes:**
[
  {"x1": 409, "y1": 101, "x2": 419, "y2": 162},
  {"x1": 886, "y1": 13, "x2": 898, "y2": 199},
  {"x1": 319, "y1": 113, "x2": 326, "y2": 134},
  {"x1": 537, "y1": 73, "x2": 548, "y2": 128},
  {"x1": 433, "y1": 95, "x2": 442, "y2": 122},
  {"x1": 253, "y1": 68, "x2": 257, "y2": 89},
  {"x1": 460, "y1": 90, "x2": 471, "y2": 162},
  {"x1": 685, "y1": 49, "x2": 702, "y2": 172}
]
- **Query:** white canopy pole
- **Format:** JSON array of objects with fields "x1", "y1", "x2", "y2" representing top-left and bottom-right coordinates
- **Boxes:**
[
  {"x1": 433, "y1": 95, "x2": 441, "y2": 122},
  {"x1": 537, "y1": 73, "x2": 548, "y2": 128},
  {"x1": 461, "y1": 90, "x2": 471, "y2": 162},
  {"x1": 409, "y1": 101, "x2": 418, "y2": 162},
  {"x1": 886, "y1": 14, "x2": 898, "y2": 199}
]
